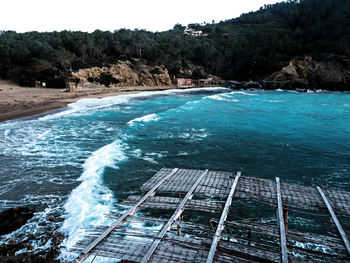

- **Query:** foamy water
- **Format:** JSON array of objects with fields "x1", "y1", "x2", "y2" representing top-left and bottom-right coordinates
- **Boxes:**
[{"x1": 1, "y1": 88, "x2": 350, "y2": 262}]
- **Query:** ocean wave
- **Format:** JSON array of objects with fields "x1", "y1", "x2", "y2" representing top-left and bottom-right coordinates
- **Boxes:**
[
  {"x1": 208, "y1": 94, "x2": 239, "y2": 102},
  {"x1": 131, "y1": 149, "x2": 167, "y2": 164},
  {"x1": 230, "y1": 91, "x2": 257, "y2": 96},
  {"x1": 40, "y1": 87, "x2": 230, "y2": 120},
  {"x1": 306, "y1": 89, "x2": 328, "y2": 94},
  {"x1": 141, "y1": 156, "x2": 158, "y2": 164},
  {"x1": 4, "y1": 128, "x2": 11, "y2": 139},
  {"x1": 59, "y1": 140, "x2": 127, "y2": 262},
  {"x1": 266, "y1": 100, "x2": 285, "y2": 103},
  {"x1": 158, "y1": 129, "x2": 209, "y2": 142},
  {"x1": 142, "y1": 151, "x2": 167, "y2": 164},
  {"x1": 127, "y1": 113, "x2": 159, "y2": 126},
  {"x1": 0, "y1": 87, "x2": 230, "y2": 261}
]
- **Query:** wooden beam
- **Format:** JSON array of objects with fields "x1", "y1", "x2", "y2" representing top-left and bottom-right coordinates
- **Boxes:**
[
  {"x1": 140, "y1": 169, "x2": 209, "y2": 263},
  {"x1": 206, "y1": 171, "x2": 241, "y2": 263},
  {"x1": 276, "y1": 177, "x2": 289, "y2": 263},
  {"x1": 283, "y1": 206, "x2": 288, "y2": 230},
  {"x1": 74, "y1": 168, "x2": 179, "y2": 263},
  {"x1": 316, "y1": 186, "x2": 350, "y2": 256}
]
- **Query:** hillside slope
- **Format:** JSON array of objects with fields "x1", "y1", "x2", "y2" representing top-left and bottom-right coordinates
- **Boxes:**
[{"x1": 0, "y1": 0, "x2": 349, "y2": 88}]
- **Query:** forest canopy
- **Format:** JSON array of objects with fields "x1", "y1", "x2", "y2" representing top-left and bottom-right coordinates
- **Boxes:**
[{"x1": 0, "y1": 0, "x2": 349, "y2": 87}]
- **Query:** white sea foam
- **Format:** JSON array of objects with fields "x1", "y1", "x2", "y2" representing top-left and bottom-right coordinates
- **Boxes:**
[
  {"x1": 266, "y1": 100, "x2": 284, "y2": 103},
  {"x1": 142, "y1": 156, "x2": 158, "y2": 164},
  {"x1": 54, "y1": 87, "x2": 229, "y2": 261},
  {"x1": 208, "y1": 94, "x2": 229, "y2": 101},
  {"x1": 159, "y1": 129, "x2": 209, "y2": 142},
  {"x1": 59, "y1": 140, "x2": 128, "y2": 262},
  {"x1": 127, "y1": 113, "x2": 159, "y2": 125},
  {"x1": 140, "y1": 151, "x2": 167, "y2": 164},
  {"x1": 132, "y1": 149, "x2": 142, "y2": 158},
  {"x1": 208, "y1": 94, "x2": 239, "y2": 102},
  {"x1": 40, "y1": 87, "x2": 230, "y2": 120},
  {"x1": 4, "y1": 129, "x2": 11, "y2": 139},
  {"x1": 230, "y1": 91, "x2": 257, "y2": 96}
]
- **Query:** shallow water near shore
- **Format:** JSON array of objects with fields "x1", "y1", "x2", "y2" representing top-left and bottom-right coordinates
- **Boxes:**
[{"x1": 0, "y1": 88, "x2": 350, "y2": 261}]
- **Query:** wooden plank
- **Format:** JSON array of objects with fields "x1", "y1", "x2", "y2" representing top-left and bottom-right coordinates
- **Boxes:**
[
  {"x1": 122, "y1": 195, "x2": 223, "y2": 213},
  {"x1": 140, "y1": 169, "x2": 350, "y2": 216},
  {"x1": 140, "y1": 169, "x2": 209, "y2": 263},
  {"x1": 316, "y1": 186, "x2": 350, "y2": 256},
  {"x1": 206, "y1": 171, "x2": 241, "y2": 263},
  {"x1": 74, "y1": 168, "x2": 179, "y2": 263},
  {"x1": 276, "y1": 177, "x2": 289, "y2": 263}
]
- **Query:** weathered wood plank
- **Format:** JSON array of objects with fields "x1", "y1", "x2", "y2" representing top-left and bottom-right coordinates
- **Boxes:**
[
  {"x1": 317, "y1": 186, "x2": 350, "y2": 256},
  {"x1": 276, "y1": 177, "x2": 289, "y2": 263},
  {"x1": 74, "y1": 168, "x2": 179, "y2": 263},
  {"x1": 226, "y1": 220, "x2": 346, "y2": 251},
  {"x1": 71, "y1": 168, "x2": 350, "y2": 263},
  {"x1": 140, "y1": 169, "x2": 209, "y2": 263},
  {"x1": 206, "y1": 171, "x2": 241, "y2": 263},
  {"x1": 122, "y1": 195, "x2": 223, "y2": 213},
  {"x1": 140, "y1": 169, "x2": 350, "y2": 217}
]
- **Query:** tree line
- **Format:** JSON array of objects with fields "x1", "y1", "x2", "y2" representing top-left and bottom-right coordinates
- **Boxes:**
[{"x1": 0, "y1": 0, "x2": 349, "y2": 88}]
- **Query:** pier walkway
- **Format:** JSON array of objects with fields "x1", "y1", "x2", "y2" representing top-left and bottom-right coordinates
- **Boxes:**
[{"x1": 72, "y1": 168, "x2": 350, "y2": 262}]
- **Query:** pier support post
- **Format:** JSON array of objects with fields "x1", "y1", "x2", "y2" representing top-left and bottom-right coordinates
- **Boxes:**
[
  {"x1": 276, "y1": 177, "x2": 289, "y2": 263},
  {"x1": 283, "y1": 206, "x2": 288, "y2": 230}
]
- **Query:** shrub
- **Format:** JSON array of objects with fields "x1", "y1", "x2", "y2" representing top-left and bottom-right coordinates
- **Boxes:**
[{"x1": 98, "y1": 73, "x2": 119, "y2": 87}]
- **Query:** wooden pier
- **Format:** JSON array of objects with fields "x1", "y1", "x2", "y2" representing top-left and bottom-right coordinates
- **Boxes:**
[{"x1": 71, "y1": 168, "x2": 350, "y2": 262}]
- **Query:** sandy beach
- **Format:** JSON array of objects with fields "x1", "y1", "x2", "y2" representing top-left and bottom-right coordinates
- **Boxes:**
[{"x1": 0, "y1": 80, "x2": 180, "y2": 122}]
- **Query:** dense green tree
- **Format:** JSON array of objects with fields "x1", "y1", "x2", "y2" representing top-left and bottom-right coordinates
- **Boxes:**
[{"x1": 0, "y1": 0, "x2": 349, "y2": 87}]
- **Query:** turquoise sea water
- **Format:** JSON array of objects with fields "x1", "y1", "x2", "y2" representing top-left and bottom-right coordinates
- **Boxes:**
[{"x1": 0, "y1": 88, "x2": 349, "y2": 260}]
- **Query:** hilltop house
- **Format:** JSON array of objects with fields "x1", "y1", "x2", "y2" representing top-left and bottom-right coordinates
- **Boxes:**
[{"x1": 183, "y1": 27, "x2": 207, "y2": 37}]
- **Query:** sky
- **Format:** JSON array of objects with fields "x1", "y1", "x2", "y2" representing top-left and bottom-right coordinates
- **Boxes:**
[{"x1": 0, "y1": 0, "x2": 281, "y2": 33}]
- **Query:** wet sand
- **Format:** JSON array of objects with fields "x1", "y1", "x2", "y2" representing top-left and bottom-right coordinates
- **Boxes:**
[{"x1": 0, "y1": 80, "x2": 178, "y2": 122}]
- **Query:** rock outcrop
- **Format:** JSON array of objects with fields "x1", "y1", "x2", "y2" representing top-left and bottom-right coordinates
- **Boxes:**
[
  {"x1": 0, "y1": 207, "x2": 34, "y2": 235},
  {"x1": 72, "y1": 60, "x2": 172, "y2": 89},
  {"x1": 0, "y1": 207, "x2": 63, "y2": 263},
  {"x1": 265, "y1": 55, "x2": 350, "y2": 91}
]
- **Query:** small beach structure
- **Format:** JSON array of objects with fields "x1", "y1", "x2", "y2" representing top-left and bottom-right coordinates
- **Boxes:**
[
  {"x1": 197, "y1": 78, "x2": 225, "y2": 87},
  {"x1": 72, "y1": 168, "x2": 350, "y2": 262},
  {"x1": 177, "y1": 78, "x2": 194, "y2": 88}
]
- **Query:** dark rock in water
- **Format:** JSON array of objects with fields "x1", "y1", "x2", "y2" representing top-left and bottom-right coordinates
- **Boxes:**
[
  {"x1": 226, "y1": 80, "x2": 241, "y2": 89},
  {"x1": 0, "y1": 208, "x2": 63, "y2": 263},
  {"x1": 260, "y1": 80, "x2": 293, "y2": 90},
  {"x1": 0, "y1": 231, "x2": 61, "y2": 263},
  {"x1": 0, "y1": 208, "x2": 34, "y2": 235},
  {"x1": 226, "y1": 80, "x2": 263, "y2": 90},
  {"x1": 241, "y1": 81, "x2": 262, "y2": 89},
  {"x1": 52, "y1": 234, "x2": 64, "y2": 246},
  {"x1": 47, "y1": 215, "x2": 55, "y2": 222},
  {"x1": 0, "y1": 251, "x2": 59, "y2": 263}
]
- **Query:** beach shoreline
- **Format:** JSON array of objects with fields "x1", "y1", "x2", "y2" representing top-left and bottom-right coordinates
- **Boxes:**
[{"x1": 0, "y1": 81, "x2": 184, "y2": 122}]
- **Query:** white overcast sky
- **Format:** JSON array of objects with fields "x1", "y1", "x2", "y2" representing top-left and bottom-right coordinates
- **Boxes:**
[{"x1": 1, "y1": 0, "x2": 281, "y2": 33}]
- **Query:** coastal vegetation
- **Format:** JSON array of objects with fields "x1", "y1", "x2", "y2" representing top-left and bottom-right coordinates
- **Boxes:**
[{"x1": 0, "y1": 0, "x2": 349, "y2": 88}]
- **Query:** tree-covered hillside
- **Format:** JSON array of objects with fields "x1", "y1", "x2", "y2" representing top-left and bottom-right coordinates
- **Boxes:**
[{"x1": 0, "y1": 0, "x2": 349, "y2": 87}]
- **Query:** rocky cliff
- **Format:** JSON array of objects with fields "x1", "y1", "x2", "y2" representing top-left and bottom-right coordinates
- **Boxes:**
[
  {"x1": 72, "y1": 60, "x2": 172, "y2": 90},
  {"x1": 265, "y1": 55, "x2": 350, "y2": 91}
]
